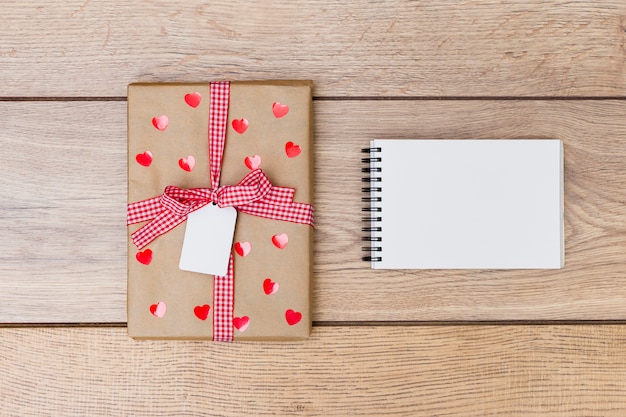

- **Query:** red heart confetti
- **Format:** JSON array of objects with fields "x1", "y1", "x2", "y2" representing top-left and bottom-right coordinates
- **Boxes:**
[
  {"x1": 271, "y1": 233, "x2": 289, "y2": 249},
  {"x1": 285, "y1": 309, "x2": 302, "y2": 326},
  {"x1": 231, "y1": 118, "x2": 249, "y2": 134},
  {"x1": 285, "y1": 141, "x2": 302, "y2": 158},
  {"x1": 149, "y1": 301, "x2": 167, "y2": 318},
  {"x1": 234, "y1": 241, "x2": 251, "y2": 257},
  {"x1": 244, "y1": 155, "x2": 261, "y2": 170},
  {"x1": 136, "y1": 249, "x2": 153, "y2": 265},
  {"x1": 272, "y1": 102, "x2": 289, "y2": 118},
  {"x1": 178, "y1": 156, "x2": 195, "y2": 172},
  {"x1": 263, "y1": 278, "x2": 279, "y2": 295},
  {"x1": 152, "y1": 115, "x2": 169, "y2": 131},
  {"x1": 194, "y1": 304, "x2": 211, "y2": 321},
  {"x1": 135, "y1": 151, "x2": 153, "y2": 167},
  {"x1": 233, "y1": 316, "x2": 250, "y2": 332},
  {"x1": 184, "y1": 92, "x2": 202, "y2": 108}
]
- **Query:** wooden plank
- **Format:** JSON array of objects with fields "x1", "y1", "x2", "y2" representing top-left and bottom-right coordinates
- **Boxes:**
[
  {"x1": 0, "y1": 102, "x2": 127, "y2": 322},
  {"x1": 1, "y1": 100, "x2": 625, "y2": 323},
  {"x1": 1, "y1": 325, "x2": 626, "y2": 416},
  {"x1": 317, "y1": 99, "x2": 626, "y2": 322},
  {"x1": 0, "y1": 1, "x2": 625, "y2": 97}
]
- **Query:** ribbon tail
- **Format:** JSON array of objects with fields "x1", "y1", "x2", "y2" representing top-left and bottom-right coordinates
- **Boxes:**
[
  {"x1": 213, "y1": 251, "x2": 235, "y2": 342},
  {"x1": 127, "y1": 197, "x2": 162, "y2": 225},
  {"x1": 130, "y1": 210, "x2": 187, "y2": 249},
  {"x1": 238, "y1": 201, "x2": 315, "y2": 227}
]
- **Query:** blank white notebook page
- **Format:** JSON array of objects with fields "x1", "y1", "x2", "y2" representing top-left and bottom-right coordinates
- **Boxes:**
[{"x1": 369, "y1": 139, "x2": 563, "y2": 269}]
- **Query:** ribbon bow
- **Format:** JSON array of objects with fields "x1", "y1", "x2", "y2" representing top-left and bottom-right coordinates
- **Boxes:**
[{"x1": 128, "y1": 168, "x2": 313, "y2": 249}]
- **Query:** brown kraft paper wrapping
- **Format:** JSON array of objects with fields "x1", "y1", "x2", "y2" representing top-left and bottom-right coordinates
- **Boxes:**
[{"x1": 127, "y1": 81, "x2": 313, "y2": 340}]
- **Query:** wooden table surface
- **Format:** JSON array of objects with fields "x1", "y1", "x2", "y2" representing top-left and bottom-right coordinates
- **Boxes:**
[{"x1": 1, "y1": 1, "x2": 625, "y2": 415}]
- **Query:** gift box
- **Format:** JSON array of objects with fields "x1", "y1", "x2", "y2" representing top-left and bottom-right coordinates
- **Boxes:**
[{"x1": 127, "y1": 81, "x2": 314, "y2": 340}]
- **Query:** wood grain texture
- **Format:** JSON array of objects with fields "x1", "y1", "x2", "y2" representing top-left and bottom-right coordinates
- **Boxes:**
[
  {"x1": 1, "y1": 326, "x2": 626, "y2": 416},
  {"x1": 1, "y1": 100, "x2": 624, "y2": 323},
  {"x1": 0, "y1": 0, "x2": 625, "y2": 97},
  {"x1": 0, "y1": 102, "x2": 127, "y2": 322}
]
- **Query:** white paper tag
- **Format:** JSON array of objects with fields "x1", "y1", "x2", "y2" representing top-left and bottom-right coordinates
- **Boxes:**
[{"x1": 179, "y1": 204, "x2": 237, "y2": 276}]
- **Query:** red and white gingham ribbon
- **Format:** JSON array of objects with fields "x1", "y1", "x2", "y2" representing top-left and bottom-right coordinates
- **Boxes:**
[
  {"x1": 127, "y1": 82, "x2": 313, "y2": 341},
  {"x1": 127, "y1": 169, "x2": 313, "y2": 249}
]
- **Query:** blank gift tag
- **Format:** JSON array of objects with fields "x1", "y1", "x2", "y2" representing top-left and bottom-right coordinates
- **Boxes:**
[{"x1": 179, "y1": 204, "x2": 237, "y2": 276}]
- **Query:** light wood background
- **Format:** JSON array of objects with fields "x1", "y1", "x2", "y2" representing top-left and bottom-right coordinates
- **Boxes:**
[
  {"x1": 3, "y1": 326, "x2": 626, "y2": 416},
  {"x1": 1, "y1": 1, "x2": 625, "y2": 415}
]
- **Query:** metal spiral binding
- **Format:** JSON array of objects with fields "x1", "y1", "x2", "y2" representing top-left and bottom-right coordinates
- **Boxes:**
[{"x1": 361, "y1": 147, "x2": 382, "y2": 262}]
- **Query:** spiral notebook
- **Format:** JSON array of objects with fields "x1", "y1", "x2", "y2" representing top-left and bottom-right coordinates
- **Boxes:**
[{"x1": 362, "y1": 139, "x2": 564, "y2": 269}]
